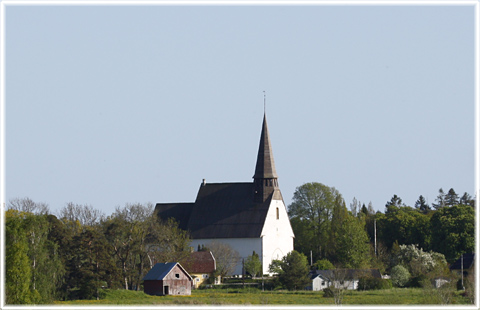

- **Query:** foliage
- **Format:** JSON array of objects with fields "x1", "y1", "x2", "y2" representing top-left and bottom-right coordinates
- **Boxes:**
[
  {"x1": 288, "y1": 182, "x2": 341, "y2": 260},
  {"x1": 5, "y1": 210, "x2": 33, "y2": 304},
  {"x1": 392, "y1": 244, "x2": 447, "y2": 278},
  {"x1": 430, "y1": 204, "x2": 474, "y2": 263},
  {"x1": 314, "y1": 259, "x2": 334, "y2": 270},
  {"x1": 390, "y1": 265, "x2": 410, "y2": 287},
  {"x1": 357, "y1": 277, "x2": 392, "y2": 290},
  {"x1": 376, "y1": 206, "x2": 430, "y2": 250},
  {"x1": 414, "y1": 195, "x2": 430, "y2": 213},
  {"x1": 271, "y1": 251, "x2": 310, "y2": 291},
  {"x1": 244, "y1": 251, "x2": 262, "y2": 277},
  {"x1": 334, "y1": 214, "x2": 370, "y2": 268}
]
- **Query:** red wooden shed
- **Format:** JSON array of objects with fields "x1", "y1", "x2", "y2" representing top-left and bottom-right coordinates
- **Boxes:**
[{"x1": 143, "y1": 262, "x2": 193, "y2": 296}]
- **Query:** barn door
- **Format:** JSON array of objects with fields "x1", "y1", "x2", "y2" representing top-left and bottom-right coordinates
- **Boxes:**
[{"x1": 164, "y1": 286, "x2": 169, "y2": 295}]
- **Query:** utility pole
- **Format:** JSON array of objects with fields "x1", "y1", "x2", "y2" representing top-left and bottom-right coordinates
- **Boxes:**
[
  {"x1": 374, "y1": 219, "x2": 377, "y2": 257},
  {"x1": 461, "y1": 254, "x2": 464, "y2": 290},
  {"x1": 310, "y1": 250, "x2": 313, "y2": 267}
]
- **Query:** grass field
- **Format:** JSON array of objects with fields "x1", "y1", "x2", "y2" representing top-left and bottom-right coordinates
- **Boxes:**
[{"x1": 54, "y1": 287, "x2": 472, "y2": 306}]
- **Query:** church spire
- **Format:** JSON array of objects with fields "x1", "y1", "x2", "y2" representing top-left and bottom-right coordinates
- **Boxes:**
[{"x1": 253, "y1": 113, "x2": 279, "y2": 203}]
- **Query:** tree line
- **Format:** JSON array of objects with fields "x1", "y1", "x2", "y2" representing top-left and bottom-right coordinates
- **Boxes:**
[
  {"x1": 289, "y1": 183, "x2": 475, "y2": 270},
  {"x1": 5, "y1": 198, "x2": 191, "y2": 304},
  {"x1": 5, "y1": 183, "x2": 475, "y2": 303}
]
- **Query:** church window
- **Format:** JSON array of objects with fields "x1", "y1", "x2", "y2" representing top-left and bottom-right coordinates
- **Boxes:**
[{"x1": 276, "y1": 207, "x2": 279, "y2": 220}]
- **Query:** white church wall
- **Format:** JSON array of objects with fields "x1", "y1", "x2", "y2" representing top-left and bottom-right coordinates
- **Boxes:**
[
  {"x1": 260, "y1": 199, "x2": 295, "y2": 275},
  {"x1": 189, "y1": 238, "x2": 262, "y2": 275}
]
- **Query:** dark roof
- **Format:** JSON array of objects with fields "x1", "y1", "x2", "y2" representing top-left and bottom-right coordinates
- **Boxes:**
[
  {"x1": 143, "y1": 262, "x2": 192, "y2": 281},
  {"x1": 143, "y1": 262, "x2": 176, "y2": 280},
  {"x1": 311, "y1": 269, "x2": 382, "y2": 280},
  {"x1": 253, "y1": 114, "x2": 278, "y2": 179},
  {"x1": 188, "y1": 183, "x2": 272, "y2": 239},
  {"x1": 155, "y1": 182, "x2": 272, "y2": 239},
  {"x1": 155, "y1": 203, "x2": 194, "y2": 231},
  {"x1": 450, "y1": 253, "x2": 475, "y2": 270},
  {"x1": 181, "y1": 251, "x2": 216, "y2": 274}
]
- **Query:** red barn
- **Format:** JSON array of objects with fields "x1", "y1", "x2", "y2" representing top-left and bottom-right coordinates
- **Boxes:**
[{"x1": 143, "y1": 262, "x2": 193, "y2": 296}]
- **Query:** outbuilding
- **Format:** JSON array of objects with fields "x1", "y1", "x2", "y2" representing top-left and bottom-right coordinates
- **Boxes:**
[{"x1": 143, "y1": 262, "x2": 193, "y2": 296}]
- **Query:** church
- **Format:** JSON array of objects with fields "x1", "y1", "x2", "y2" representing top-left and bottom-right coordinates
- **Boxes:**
[{"x1": 155, "y1": 113, "x2": 294, "y2": 275}]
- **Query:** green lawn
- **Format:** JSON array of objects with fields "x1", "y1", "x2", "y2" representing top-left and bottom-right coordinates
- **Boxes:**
[{"x1": 54, "y1": 287, "x2": 472, "y2": 306}]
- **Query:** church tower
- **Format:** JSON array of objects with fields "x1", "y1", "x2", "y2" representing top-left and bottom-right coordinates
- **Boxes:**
[{"x1": 253, "y1": 114, "x2": 281, "y2": 203}]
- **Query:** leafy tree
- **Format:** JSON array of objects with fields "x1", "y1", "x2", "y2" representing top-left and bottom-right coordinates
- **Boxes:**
[
  {"x1": 274, "y1": 251, "x2": 310, "y2": 290},
  {"x1": 390, "y1": 265, "x2": 410, "y2": 287},
  {"x1": 5, "y1": 210, "x2": 33, "y2": 304},
  {"x1": 244, "y1": 251, "x2": 262, "y2": 277},
  {"x1": 444, "y1": 188, "x2": 459, "y2": 207},
  {"x1": 314, "y1": 258, "x2": 334, "y2": 270},
  {"x1": 414, "y1": 195, "x2": 430, "y2": 213},
  {"x1": 376, "y1": 205, "x2": 431, "y2": 250},
  {"x1": 392, "y1": 244, "x2": 447, "y2": 279},
  {"x1": 328, "y1": 193, "x2": 349, "y2": 260},
  {"x1": 430, "y1": 204, "x2": 474, "y2": 263},
  {"x1": 335, "y1": 214, "x2": 370, "y2": 268},
  {"x1": 288, "y1": 182, "x2": 341, "y2": 260}
]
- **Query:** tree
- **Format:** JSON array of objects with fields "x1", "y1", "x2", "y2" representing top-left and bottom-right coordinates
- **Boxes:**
[
  {"x1": 376, "y1": 205, "x2": 431, "y2": 250},
  {"x1": 8, "y1": 197, "x2": 49, "y2": 215},
  {"x1": 5, "y1": 210, "x2": 33, "y2": 304},
  {"x1": 58, "y1": 202, "x2": 105, "y2": 229},
  {"x1": 459, "y1": 192, "x2": 475, "y2": 207},
  {"x1": 328, "y1": 193, "x2": 349, "y2": 261},
  {"x1": 414, "y1": 195, "x2": 430, "y2": 213},
  {"x1": 274, "y1": 251, "x2": 310, "y2": 291},
  {"x1": 385, "y1": 195, "x2": 403, "y2": 210},
  {"x1": 432, "y1": 188, "x2": 446, "y2": 210},
  {"x1": 430, "y1": 204, "x2": 474, "y2": 263},
  {"x1": 314, "y1": 259, "x2": 334, "y2": 270},
  {"x1": 334, "y1": 214, "x2": 370, "y2": 268},
  {"x1": 444, "y1": 188, "x2": 459, "y2": 207},
  {"x1": 288, "y1": 182, "x2": 341, "y2": 260},
  {"x1": 207, "y1": 241, "x2": 240, "y2": 277},
  {"x1": 390, "y1": 265, "x2": 410, "y2": 287},
  {"x1": 244, "y1": 251, "x2": 262, "y2": 277},
  {"x1": 392, "y1": 244, "x2": 447, "y2": 281}
]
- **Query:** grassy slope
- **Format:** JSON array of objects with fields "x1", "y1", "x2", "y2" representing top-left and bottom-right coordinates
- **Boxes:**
[{"x1": 54, "y1": 287, "x2": 472, "y2": 306}]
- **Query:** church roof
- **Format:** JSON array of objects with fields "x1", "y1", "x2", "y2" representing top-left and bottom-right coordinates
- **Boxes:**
[
  {"x1": 154, "y1": 202, "x2": 194, "y2": 231},
  {"x1": 156, "y1": 182, "x2": 273, "y2": 239},
  {"x1": 253, "y1": 114, "x2": 278, "y2": 179}
]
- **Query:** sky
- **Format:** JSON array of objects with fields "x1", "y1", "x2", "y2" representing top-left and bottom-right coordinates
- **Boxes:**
[{"x1": 3, "y1": 2, "x2": 478, "y2": 217}]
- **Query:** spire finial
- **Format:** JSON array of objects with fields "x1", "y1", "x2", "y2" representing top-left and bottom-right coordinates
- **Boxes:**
[{"x1": 263, "y1": 91, "x2": 266, "y2": 114}]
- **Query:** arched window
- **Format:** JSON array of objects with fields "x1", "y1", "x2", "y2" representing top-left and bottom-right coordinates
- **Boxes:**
[{"x1": 276, "y1": 207, "x2": 279, "y2": 220}]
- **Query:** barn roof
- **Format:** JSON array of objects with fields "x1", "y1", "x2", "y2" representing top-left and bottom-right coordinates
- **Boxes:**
[
  {"x1": 181, "y1": 251, "x2": 216, "y2": 274},
  {"x1": 156, "y1": 182, "x2": 272, "y2": 239},
  {"x1": 143, "y1": 262, "x2": 192, "y2": 281}
]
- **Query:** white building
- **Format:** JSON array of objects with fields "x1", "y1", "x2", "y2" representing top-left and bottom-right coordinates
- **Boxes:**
[{"x1": 155, "y1": 114, "x2": 294, "y2": 275}]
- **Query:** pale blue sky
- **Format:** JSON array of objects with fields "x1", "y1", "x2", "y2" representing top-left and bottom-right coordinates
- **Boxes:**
[{"x1": 5, "y1": 3, "x2": 477, "y2": 216}]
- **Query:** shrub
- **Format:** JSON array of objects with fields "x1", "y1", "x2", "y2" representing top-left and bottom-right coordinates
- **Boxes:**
[
  {"x1": 322, "y1": 287, "x2": 334, "y2": 297},
  {"x1": 391, "y1": 265, "x2": 410, "y2": 287},
  {"x1": 357, "y1": 277, "x2": 392, "y2": 290}
]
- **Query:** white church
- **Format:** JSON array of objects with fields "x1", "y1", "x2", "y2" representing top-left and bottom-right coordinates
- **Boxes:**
[{"x1": 155, "y1": 113, "x2": 294, "y2": 275}]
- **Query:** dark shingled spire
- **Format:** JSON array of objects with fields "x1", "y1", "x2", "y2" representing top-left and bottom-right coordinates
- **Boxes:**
[{"x1": 253, "y1": 114, "x2": 279, "y2": 203}]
